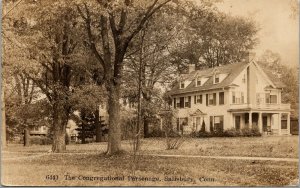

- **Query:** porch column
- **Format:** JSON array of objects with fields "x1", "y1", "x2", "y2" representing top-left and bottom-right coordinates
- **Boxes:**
[
  {"x1": 287, "y1": 113, "x2": 291, "y2": 135},
  {"x1": 278, "y1": 113, "x2": 282, "y2": 135},
  {"x1": 160, "y1": 118, "x2": 163, "y2": 130},
  {"x1": 258, "y1": 112, "x2": 262, "y2": 133},
  {"x1": 249, "y1": 112, "x2": 252, "y2": 129}
]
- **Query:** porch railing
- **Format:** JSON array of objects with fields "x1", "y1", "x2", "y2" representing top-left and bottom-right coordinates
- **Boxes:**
[{"x1": 229, "y1": 103, "x2": 291, "y2": 110}]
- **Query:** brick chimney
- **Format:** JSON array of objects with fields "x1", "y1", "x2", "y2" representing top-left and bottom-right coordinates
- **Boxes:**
[{"x1": 188, "y1": 64, "x2": 195, "y2": 73}]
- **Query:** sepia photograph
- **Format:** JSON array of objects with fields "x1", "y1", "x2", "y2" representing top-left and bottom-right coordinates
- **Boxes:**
[{"x1": 1, "y1": 0, "x2": 299, "y2": 186}]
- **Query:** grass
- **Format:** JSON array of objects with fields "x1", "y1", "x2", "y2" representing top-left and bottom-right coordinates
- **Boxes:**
[
  {"x1": 141, "y1": 136, "x2": 299, "y2": 158},
  {"x1": 1, "y1": 136, "x2": 299, "y2": 186}
]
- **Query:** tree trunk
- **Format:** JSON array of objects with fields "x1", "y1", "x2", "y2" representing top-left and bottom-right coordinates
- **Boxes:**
[
  {"x1": 106, "y1": 84, "x2": 122, "y2": 155},
  {"x1": 24, "y1": 127, "x2": 30, "y2": 147},
  {"x1": 95, "y1": 109, "x2": 102, "y2": 142},
  {"x1": 51, "y1": 102, "x2": 66, "y2": 153}
]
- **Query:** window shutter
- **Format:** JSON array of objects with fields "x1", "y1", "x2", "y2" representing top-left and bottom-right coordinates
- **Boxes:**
[
  {"x1": 265, "y1": 93, "x2": 270, "y2": 103},
  {"x1": 219, "y1": 92, "x2": 224, "y2": 105},
  {"x1": 206, "y1": 94, "x2": 208, "y2": 106},
  {"x1": 194, "y1": 96, "x2": 196, "y2": 104},
  {"x1": 188, "y1": 96, "x2": 191, "y2": 108},
  {"x1": 213, "y1": 93, "x2": 216, "y2": 105},
  {"x1": 180, "y1": 97, "x2": 184, "y2": 108},
  {"x1": 173, "y1": 98, "x2": 176, "y2": 109}
]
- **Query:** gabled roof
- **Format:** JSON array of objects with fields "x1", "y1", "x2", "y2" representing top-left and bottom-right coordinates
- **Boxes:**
[
  {"x1": 190, "y1": 109, "x2": 207, "y2": 116},
  {"x1": 168, "y1": 61, "x2": 284, "y2": 96},
  {"x1": 168, "y1": 61, "x2": 249, "y2": 95}
]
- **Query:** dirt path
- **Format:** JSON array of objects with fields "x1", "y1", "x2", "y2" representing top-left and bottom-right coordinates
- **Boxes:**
[{"x1": 144, "y1": 154, "x2": 299, "y2": 162}]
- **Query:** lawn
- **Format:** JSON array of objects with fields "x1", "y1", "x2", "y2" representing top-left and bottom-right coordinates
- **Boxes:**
[{"x1": 1, "y1": 136, "x2": 299, "y2": 186}]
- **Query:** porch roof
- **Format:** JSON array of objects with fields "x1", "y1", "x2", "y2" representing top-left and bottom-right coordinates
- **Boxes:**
[
  {"x1": 228, "y1": 108, "x2": 291, "y2": 113},
  {"x1": 190, "y1": 109, "x2": 207, "y2": 116}
]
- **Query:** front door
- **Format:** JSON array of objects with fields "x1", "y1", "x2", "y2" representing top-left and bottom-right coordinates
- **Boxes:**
[
  {"x1": 235, "y1": 116, "x2": 241, "y2": 130},
  {"x1": 263, "y1": 116, "x2": 268, "y2": 131}
]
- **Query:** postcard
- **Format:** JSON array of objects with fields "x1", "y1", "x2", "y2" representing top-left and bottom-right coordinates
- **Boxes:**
[{"x1": 1, "y1": 0, "x2": 299, "y2": 186}]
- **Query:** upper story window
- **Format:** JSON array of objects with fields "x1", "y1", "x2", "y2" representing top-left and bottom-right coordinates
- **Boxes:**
[
  {"x1": 180, "y1": 81, "x2": 185, "y2": 89},
  {"x1": 184, "y1": 96, "x2": 191, "y2": 108},
  {"x1": 219, "y1": 92, "x2": 224, "y2": 105},
  {"x1": 214, "y1": 74, "x2": 220, "y2": 84},
  {"x1": 194, "y1": 95, "x2": 202, "y2": 104},
  {"x1": 232, "y1": 91, "x2": 244, "y2": 104},
  {"x1": 207, "y1": 93, "x2": 216, "y2": 105},
  {"x1": 265, "y1": 93, "x2": 277, "y2": 104}
]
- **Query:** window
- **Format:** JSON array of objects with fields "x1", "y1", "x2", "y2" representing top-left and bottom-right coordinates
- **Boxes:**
[
  {"x1": 214, "y1": 74, "x2": 220, "y2": 84},
  {"x1": 214, "y1": 116, "x2": 224, "y2": 132},
  {"x1": 232, "y1": 91, "x2": 243, "y2": 104},
  {"x1": 184, "y1": 96, "x2": 191, "y2": 108},
  {"x1": 207, "y1": 93, "x2": 216, "y2": 106},
  {"x1": 270, "y1": 95, "x2": 277, "y2": 104},
  {"x1": 209, "y1": 94, "x2": 214, "y2": 105},
  {"x1": 210, "y1": 116, "x2": 224, "y2": 133},
  {"x1": 265, "y1": 93, "x2": 277, "y2": 104},
  {"x1": 219, "y1": 92, "x2": 224, "y2": 105},
  {"x1": 180, "y1": 81, "x2": 185, "y2": 89},
  {"x1": 195, "y1": 95, "x2": 202, "y2": 104},
  {"x1": 196, "y1": 77, "x2": 201, "y2": 86}
]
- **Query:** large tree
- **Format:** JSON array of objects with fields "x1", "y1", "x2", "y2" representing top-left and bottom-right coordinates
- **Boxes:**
[
  {"x1": 77, "y1": 0, "x2": 173, "y2": 154},
  {"x1": 122, "y1": 5, "x2": 181, "y2": 137},
  {"x1": 170, "y1": 4, "x2": 258, "y2": 70},
  {"x1": 2, "y1": 1, "x2": 83, "y2": 152}
]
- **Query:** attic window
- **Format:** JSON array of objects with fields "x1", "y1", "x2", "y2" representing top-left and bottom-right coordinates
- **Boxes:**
[
  {"x1": 214, "y1": 74, "x2": 220, "y2": 84},
  {"x1": 180, "y1": 81, "x2": 185, "y2": 89},
  {"x1": 196, "y1": 77, "x2": 201, "y2": 86}
]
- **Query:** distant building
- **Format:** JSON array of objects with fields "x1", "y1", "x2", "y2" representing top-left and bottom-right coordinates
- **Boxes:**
[{"x1": 165, "y1": 60, "x2": 291, "y2": 135}]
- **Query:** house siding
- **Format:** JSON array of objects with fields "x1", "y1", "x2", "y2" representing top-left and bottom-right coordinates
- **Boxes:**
[{"x1": 166, "y1": 61, "x2": 291, "y2": 135}]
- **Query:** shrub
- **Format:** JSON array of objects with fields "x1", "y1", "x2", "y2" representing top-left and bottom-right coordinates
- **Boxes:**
[
  {"x1": 30, "y1": 136, "x2": 52, "y2": 145},
  {"x1": 148, "y1": 128, "x2": 165, "y2": 137},
  {"x1": 200, "y1": 120, "x2": 206, "y2": 132},
  {"x1": 224, "y1": 128, "x2": 241, "y2": 137},
  {"x1": 197, "y1": 131, "x2": 213, "y2": 138},
  {"x1": 165, "y1": 136, "x2": 185, "y2": 150},
  {"x1": 210, "y1": 123, "x2": 214, "y2": 132}
]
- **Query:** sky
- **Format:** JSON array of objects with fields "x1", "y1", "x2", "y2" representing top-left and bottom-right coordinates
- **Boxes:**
[{"x1": 208, "y1": 0, "x2": 299, "y2": 67}]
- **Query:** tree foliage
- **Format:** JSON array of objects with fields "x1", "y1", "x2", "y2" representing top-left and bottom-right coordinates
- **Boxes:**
[
  {"x1": 170, "y1": 3, "x2": 258, "y2": 70},
  {"x1": 258, "y1": 50, "x2": 299, "y2": 117}
]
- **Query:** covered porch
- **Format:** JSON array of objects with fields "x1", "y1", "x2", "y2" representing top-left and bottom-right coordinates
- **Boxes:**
[{"x1": 231, "y1": 110, "x2": 291, "y2": 135}]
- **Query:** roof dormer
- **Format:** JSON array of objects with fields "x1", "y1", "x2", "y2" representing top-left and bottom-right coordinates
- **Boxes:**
[
  {"x1": 213, "y1": 73, "x2": 228, "y2": 84},
  {"x1": 180, "y1": 81, "x2": 185, "y2": 89},
  {"x1": 196, "y1": 76, "x2": 208, "y2": 87}
]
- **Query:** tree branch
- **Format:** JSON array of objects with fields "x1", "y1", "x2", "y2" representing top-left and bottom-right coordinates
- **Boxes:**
[{"x1": 77, "y1": 3, "x2": 107, "y2": 75}]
